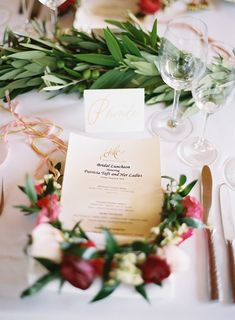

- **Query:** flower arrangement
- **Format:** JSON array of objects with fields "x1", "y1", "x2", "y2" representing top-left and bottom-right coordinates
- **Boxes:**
[{"x1": 17, "y1": 166, "x2": 204, "y2": 302}]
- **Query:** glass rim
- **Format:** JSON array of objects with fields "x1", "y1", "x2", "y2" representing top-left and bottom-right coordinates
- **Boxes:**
[{"x1": 165, "y1": 15, "x2": 208, "y2": 42}]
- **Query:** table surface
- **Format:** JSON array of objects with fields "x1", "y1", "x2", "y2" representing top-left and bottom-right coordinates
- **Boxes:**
[{"x1": 1, "y1": 1, "x2": 235, "y2": 319}]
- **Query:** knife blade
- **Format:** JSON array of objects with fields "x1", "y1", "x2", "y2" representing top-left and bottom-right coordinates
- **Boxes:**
[
  {"x1": 201, "y1": 165, "x2": 219, "y2": 300},
  {"x1": 219, "y1": 183, "x2": 235, "y2": 302}
]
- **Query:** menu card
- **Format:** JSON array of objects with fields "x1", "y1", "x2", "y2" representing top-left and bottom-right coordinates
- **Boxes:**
[{"x1": 60, "y1": 133, "x2": 162, "y2": 239}]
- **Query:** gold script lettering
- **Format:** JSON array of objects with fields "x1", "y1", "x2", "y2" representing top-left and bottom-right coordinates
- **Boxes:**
[{"x1": 88, "y1": 97, "x2": 138, "y2": 126}]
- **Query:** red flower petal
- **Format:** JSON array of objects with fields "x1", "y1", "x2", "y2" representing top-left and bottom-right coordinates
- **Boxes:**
[
  {"x1": 141, "y1": 255, "x2": 171, "y2": 284},
  {"x1": 60, "y1": 255, "x2": 95, "y2": 290},
  {"x1": 90, "y1": 258, "x2": 104, "y2": 276},
  {"x1": 139, "y1": 0, "x2": 161, "y2": 14}
]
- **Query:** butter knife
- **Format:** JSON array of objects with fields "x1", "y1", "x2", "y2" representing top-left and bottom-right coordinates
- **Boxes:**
[
  {"x1": 219, "y1": 183, "x2": 235, "y2": 302},
  {"x1": 201, "y1": 165, "x2": 219, "y2": 300}
]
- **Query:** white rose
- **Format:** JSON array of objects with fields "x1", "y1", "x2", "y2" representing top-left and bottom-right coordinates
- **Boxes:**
[
  {"x1": 158, "y1": 245, "x2": 190, "y2": 273},
  {"x1": 31, "y1": 223, "x2": 64, "y2": 264}
]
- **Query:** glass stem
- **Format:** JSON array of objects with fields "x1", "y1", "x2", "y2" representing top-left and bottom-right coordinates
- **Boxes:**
[
  {"x1": 51, "y1": 7, "x2": 58, "y2": 39},
  {"x1": 198, "y1": 112, "x2": 209, "y2": 145},
  {"x1": 22, "y1": 0, "x2": 29, "y2": 25},
  {"x1": 168, "y1": 89, "x2": 181, "y2": 128}
]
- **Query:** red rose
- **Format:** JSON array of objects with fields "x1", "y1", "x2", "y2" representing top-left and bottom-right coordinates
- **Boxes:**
[
  {"x1": 35, "y1": 194, "x2": 60, "y2": 225},
  {"x1": 60, "y1": 255, "x2": 95, "y2": 290},
  {"x1": 182, "y1": 195, "x2": 203, "y2": 220},
  {"x1": 141, "y1": 255, "x2": 171, "y2": 284},
  {"x1": 90, "y1": 257, "x2": 105, "y2": 276},
  {"x1": 139, "y1": 0, "x2": 161, "y2": 14},
  {"x1": 58, "y1": 0, "x2": 76, "y2": 13}
]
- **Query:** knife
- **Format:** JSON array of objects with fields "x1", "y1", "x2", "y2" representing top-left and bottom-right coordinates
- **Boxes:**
[
  {"x1": 219, "y1": 183, "x2": 235, "y2": 302},
  {"x1": 201, "y1": 165, "x2": 219, "y2": 300}
]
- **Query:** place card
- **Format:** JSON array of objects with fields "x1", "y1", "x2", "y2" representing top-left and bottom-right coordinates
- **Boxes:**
[
  {"x1": 84, "y1": 88, "x2": 145, "y2": 133},
  {"x1": 60, "y1": 133, "x2": 162, "y2": 239}
]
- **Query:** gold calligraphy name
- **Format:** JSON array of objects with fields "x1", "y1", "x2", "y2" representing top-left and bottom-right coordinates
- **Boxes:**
[{"x1": 88, "y1": 97, "x2": 137, "y2": 125}]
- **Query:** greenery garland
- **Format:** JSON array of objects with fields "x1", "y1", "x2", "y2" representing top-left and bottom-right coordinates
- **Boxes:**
[
  {"x1": 0, "y1": 20, "x2": 193, "y2": 107},
  {"x1": 0, "y1": 20, "x2": 234, "y2": 114},
  {"x1": 16, "y1": 165, "x2": 204, "y2": 302}
]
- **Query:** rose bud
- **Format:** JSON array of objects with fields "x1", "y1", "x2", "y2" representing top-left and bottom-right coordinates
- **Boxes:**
[
  {"x1": 141, "y1": 255, "x2": 171, "y2": 284},
  {"x1": 60, "y1": 255, "x2": 95, "y2": 290},
  {"x1": 139, "y1": 0, "x2": 161, "y2": 14}
]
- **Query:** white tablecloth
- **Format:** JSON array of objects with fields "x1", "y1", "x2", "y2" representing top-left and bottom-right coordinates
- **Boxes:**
[{"x1": 0, "y1": 1, "x2": 235, "y2": 319}]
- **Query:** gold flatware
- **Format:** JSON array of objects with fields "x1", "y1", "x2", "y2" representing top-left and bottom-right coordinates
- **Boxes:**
[
  {"x1": 201, "y1": 165, "x2": 219, "y2": 300},
  {"x1": 0, "y1": 179, "x2": 4, "y2": 216},
  {"x1": 219, "y1": 183, "x2": 235, "y2": 302}
]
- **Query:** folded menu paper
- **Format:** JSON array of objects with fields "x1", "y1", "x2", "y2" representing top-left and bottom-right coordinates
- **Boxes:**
[
  {"x1": 60, "y1": 133, "x2": 162, "y2": 241},
  {"x1": 84, "y1": 88, "x2": 145, "y2": 133}
]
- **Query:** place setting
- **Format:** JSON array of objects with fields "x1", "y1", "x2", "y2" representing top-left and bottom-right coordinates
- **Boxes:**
[{"x1": 0, "y1": 0, "x2": 235, "y2": 318}]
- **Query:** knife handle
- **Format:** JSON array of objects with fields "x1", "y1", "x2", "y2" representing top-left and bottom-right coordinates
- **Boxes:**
[
  {"x1": 227, "y1": 240, "x2": 235, "y2": 303},
  {"x1": 205, "y1": 228, "x2": 219, "y2": 300}
]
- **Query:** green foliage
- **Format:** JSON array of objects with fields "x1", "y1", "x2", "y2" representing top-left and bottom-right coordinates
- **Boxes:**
[{"x1": 0, "y1": 21, "x2": 197, "y2": 109}]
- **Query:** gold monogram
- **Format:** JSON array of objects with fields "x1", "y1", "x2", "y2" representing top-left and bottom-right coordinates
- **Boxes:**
[{"x1": 100, "y1": 145, "x2": 124, "y2": 161}]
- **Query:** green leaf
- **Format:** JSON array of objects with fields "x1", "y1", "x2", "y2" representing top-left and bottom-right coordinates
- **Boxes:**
[
  {"x1": 0, "y1": 69, "x2": 22, "y2": 80},
  {"x1": 78, "y1": 41, "x2": 102, "y2": 51},
  {"x1": 75, "y1": 53, "x2": 118, "y2": 67},
  {"x1": 179, "y1": 217, "x2": 204, "y2": 229},
  {"x1": 103, "y1": 28, "x2": 123, "y2": 62},
  {"x1": 131, "y1": 241, "x2": 153, "y2": 254},
  {"x1": 135, "y1": 284, "x2": 149, "y2": 302},
  {"x1": 14, "y1": 70, "x2": 43, "y2": 80},
  {"x1": 24, "y1": 63, "x2": 43, "y2": 73},
  {"x1": 45, "y1": 177, "x2": 55, "y2": 194},
  {"x1": 21, "y1": 271, "x2": 60, "y2": 298},
  {"x1": 179, "y1": 175, "x2": 187, "y2": 187},
  {"x1": 122, "y1": 35, "x2": 141, "y2": 57},
  {"x1": 77, "y1": 223, "x2": 89, "y2": 240},
  {"x1": 179, "y1": 180, "x2": 197, "y2": 197},
  {"x1": 25, "y1": 175, "x2": 37, "y2": 203},
  {"x1": 42, "y1": 74, "x2": 67, "y2": 85},
  {"x1": 9, "y1": 50, "x2": 46, "y2": 60},
  {"x1": 150, "y1": 20, "x2": 157, "y2": 48},
  {"x1": 132, "y1": 61, "x2": 158, "y2": 76},
  {"x1": 20, "y1": 43, "x2": 51, "y2": 53},
  {"x1": 91, "y1": 281, "x2": 120, "y2": 302},
  {"x1": 104, "y1": 229, "x2": 119, "y2": 255},
  {"x1": 34, "y1": 258, "x2": 59, "y2": 272},
  {"x1": 42, "y1": 83, "x2": 73, "y2": 91},
  {"x1": 91, "y1": 69, "x2": 134, "y2": 89},
  {"x1": 11, "y1": 60, "x2": 28, "y2": 68},
  {"x1": 14, "y1": 205, "x2": 39, "y2": 214}
]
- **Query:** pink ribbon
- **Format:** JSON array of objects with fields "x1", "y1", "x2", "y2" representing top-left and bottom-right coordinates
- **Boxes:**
[{"x1": 0, "y1": 93, "x2": 67, "y2": 177}]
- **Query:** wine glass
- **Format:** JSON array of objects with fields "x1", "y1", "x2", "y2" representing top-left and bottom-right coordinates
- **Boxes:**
[
  {"x1": 37, "y1": 0, "x2": 67, "y2": 36},
  {"x1": 149, "y1": 16, "x2": 208, "y2": 142},
  {"x1": 178, "y1": 43, "x2": 235, "y2": 167}
]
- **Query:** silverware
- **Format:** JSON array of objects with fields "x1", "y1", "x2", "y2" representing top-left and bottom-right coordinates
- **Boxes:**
[
  {"x1": 201, "y1": 165, "x2": 219, "y2": 300},
  {"x1": 219, "y1": 183, "x2": 235, "y2": 302},
  {"x1": 0, "y1": 179, "x2": 4, "y2": 216}
]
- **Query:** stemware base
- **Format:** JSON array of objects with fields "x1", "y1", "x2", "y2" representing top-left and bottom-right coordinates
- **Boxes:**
[
  {"x1": 177, "y1": 136, "x2": 217, "y2": 167},
  {"x1": 224, "y1": 157, "x2": 235, "y2": 190},
  {"x1": 148, "y1": 109, "x2": 193, "y2": 142}
]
